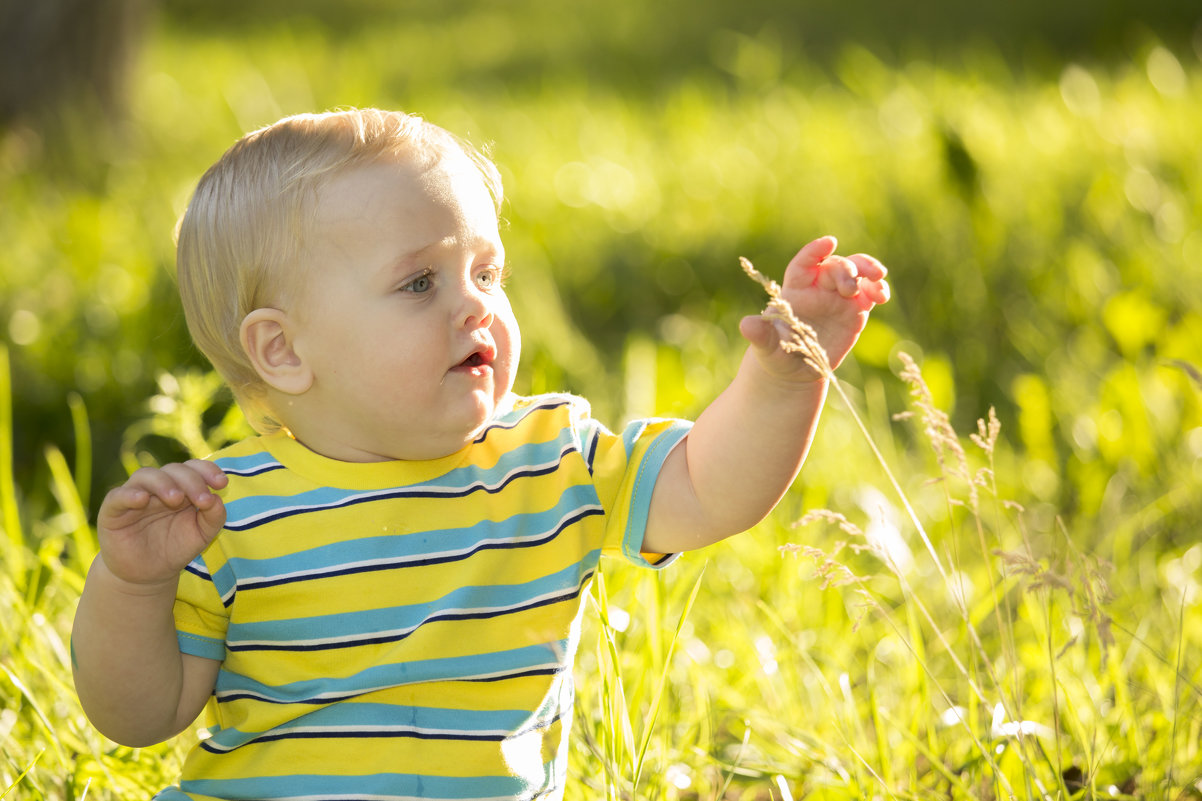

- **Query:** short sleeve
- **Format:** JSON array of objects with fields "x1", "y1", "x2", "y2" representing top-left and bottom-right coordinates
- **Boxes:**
[
  {"x1": 574, "y1": 404, "x2": 691, "y2": 569},
  {"x1": 174, "y1": 551, "x2": 230, "y2": 662}
]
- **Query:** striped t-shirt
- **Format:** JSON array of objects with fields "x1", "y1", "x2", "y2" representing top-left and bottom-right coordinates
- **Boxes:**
[{"x1": 156, "y1": 393, "x2": 690, "y2": 801}]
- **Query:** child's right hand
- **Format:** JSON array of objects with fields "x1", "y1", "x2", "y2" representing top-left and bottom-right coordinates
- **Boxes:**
[{"x1": 96, "y1": 459, "x2": 228, "y2": 589}]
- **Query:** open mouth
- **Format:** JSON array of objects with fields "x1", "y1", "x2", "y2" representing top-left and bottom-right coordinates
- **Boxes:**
[{"x1": 457, "y1": 346, "x2": 495, "y2": 370}]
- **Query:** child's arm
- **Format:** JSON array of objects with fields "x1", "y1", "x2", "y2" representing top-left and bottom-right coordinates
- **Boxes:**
[
  {"x1": 642, "y1": 236, "x2": 889, "y2": 554},
  {"x1": 72, "y1": 459, "x2": 228, "y2": 746}
]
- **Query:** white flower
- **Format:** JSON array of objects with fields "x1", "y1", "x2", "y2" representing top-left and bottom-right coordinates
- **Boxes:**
[{"x1": 991, "y1": 703, "x2": 1053, "y2": 739}]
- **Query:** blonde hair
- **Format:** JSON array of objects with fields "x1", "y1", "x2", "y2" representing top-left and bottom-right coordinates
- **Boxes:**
[{"x1": 174, "y1": 108, "x2": 503, "y2": 431}]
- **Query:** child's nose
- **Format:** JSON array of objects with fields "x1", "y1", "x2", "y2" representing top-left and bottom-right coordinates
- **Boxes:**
[{"x1": 456, "y1": 283, "x2": 494, "y2": 330}]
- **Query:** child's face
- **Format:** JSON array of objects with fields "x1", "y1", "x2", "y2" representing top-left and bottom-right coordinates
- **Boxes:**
[{"x1": 283, "y1": 151, "x2": 520, "y2": 461}]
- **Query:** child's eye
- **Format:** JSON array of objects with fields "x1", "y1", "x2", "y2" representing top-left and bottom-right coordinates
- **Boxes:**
[
  {"x1": 476, "y1": 264, "x2": 508, "y2": 290},
  {"x1": 400, "y1": 270, "x2": 434, "y2": 294}
]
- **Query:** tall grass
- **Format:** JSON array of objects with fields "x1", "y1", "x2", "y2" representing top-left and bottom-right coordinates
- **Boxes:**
[
  {"x1": 553, "y1": 266, "x2": 1200, "y2": 800},
  {"x1": 2, "y1": 326, "x2": 1199, "y2": 799},
  {"x1": 3, "y1": 11, "x2": 1201, "y2": 798},
  {"x1": 0, "y1": 348, "x2": 194, "y2": 799},
  {"x1": 568, "y1": 355, "x2": 1199, "y2": 800}
]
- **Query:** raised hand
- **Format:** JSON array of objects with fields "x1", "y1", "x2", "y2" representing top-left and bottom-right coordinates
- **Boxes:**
[
  {"x1": 739, "y1": 235, "x2": 890, "y2": 382},
  {"x1": 96, "y1": 459, "x2": 228, "y2": 589}
]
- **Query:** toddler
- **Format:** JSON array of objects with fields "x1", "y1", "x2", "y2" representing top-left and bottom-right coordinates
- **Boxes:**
[{"x1": 72, "y1": 108, "x2": 889, "y2": 800}]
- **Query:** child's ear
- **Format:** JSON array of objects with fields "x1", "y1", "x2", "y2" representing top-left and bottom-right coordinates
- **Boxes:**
[{"x1": 240, "y1": 308, "x2": 313, "y2": 395}]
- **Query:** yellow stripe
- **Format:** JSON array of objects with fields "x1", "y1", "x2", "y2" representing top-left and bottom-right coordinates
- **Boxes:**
[{"x1": 182, "y1": 715, "x2": 565, "y2": 780}]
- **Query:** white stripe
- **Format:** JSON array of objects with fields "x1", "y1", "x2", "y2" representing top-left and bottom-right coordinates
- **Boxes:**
[{"x1": 200, "y1": 724, "x2": 516, "y2": 753}]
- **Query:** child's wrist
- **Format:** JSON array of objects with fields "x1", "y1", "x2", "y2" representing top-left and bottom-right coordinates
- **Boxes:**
[
  {"x1": 91, "y1": 556, "x2": 181, "y2": 600},
  {"x1": 741, "y1": 354, "x2": 831, "y2": 404}
]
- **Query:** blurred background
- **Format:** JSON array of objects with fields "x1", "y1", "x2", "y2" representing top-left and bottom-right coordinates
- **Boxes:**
[
  {"x1": 2, "y1": 0, "x2": 1200, "y2": 537},
  {"x1": 3, "y1": 3, "x2": 1202, "y2": 797}
]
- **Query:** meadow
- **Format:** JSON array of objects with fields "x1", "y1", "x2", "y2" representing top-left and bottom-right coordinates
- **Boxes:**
[{"x1": 2, "y1": 4, "x2": 1201, "y2": 799}]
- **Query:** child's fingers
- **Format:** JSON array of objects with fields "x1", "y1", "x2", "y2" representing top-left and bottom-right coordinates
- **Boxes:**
[
  {"x1": 861, "y1": 278, "x2": 891, "y2": 305},
  {"x1": 847, "y1": 253, "x2": 887, "y2": 282},
  {"x1": 158, "y1": 462, "x2": 224, "y2": 508},
  {"x1": 121, "y1": 468, "x2": 187, "y2": 508},
  {"x1": 783, "y1": 236, "x2": 839, "y2": 289},
  {"x1": 183, "y1": 459, "x2": 229, "y2": 493},
  {"x1": 123, "y1": 461, "x2": 224, "y2": 510},
  {"x1": 815, "y1": 255, "x2": 863, "y2": 298},
  {"x1": 101, "y1": 483, "x2": 152, "y2": 515},
  {"x1": 197, "y1": 493, "x2": 228, "y2": 535}
]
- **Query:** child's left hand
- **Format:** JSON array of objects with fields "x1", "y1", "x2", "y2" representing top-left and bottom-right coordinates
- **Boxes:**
[{"x1": 739, "y1": 235, "x2": 890, "y2": 383}]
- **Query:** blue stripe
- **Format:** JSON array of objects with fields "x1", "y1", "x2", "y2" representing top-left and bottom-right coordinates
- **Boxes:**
[
  {"x1": 223, "y1": 439, "x2": 576, "y2": 532},
  {"x1": 226, "y1": 484, "x2": 602, "y2": 589},
  {"x1": 622, "y1": 422, "x2": 691, "y2": 568},
  {"x1": 183, "y1": 554, "x2": 237, "y2": 608},
  {"x1": 619, "y1": 419, "x2": 648, "y2": 461},
  {"x1": 226, "y1": 560, "x2": 598, "y2": 651},
  {"x1": 179, "y1": 769, "x2": 552, "y2": 801},
  {"x1": 214, "y1": 640, "x2": 575, "y2": 705},
  {"x1": 239, "y1": 506, "x2": 602, "y2": 592},
  {"x1": 177, "y1": 630, "x2": 225, "y2": 661},
  {"x1": 213, "y1": 451, "x2": 283, "y2": 477},
  {"x1": 200, "y1": 694, "x2": 568, "y2": 753}
]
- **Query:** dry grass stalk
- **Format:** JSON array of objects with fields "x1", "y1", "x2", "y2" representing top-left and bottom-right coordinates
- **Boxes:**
[
  {"x1": 780, "y1": 518, "x2": 878, "y2": 631},
  {"x1": 741, "y1": 259, "x2": 1130, "y2": 797},
  {"x1": 895, "y1": 352, "x2": 979, "y2": 511},
  {"x1": 739, "y1": 256, "x2": 833, "y2": 378},
  {"x1": 738, "y1": 256, "x2": 949, "y2": 581}
]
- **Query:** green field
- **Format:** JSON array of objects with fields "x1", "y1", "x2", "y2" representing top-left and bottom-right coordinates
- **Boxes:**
[{"x1": 2, "y1": 4, "x2": 1201, "y2": 798}]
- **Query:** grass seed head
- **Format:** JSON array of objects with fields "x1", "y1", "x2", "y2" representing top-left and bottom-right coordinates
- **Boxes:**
[
  {"x1": 897, "y1": 352, "x2": 978, "y2": 510},
  {"x1": 740, "y1": 256, "x2": 833, "y2": 378}
]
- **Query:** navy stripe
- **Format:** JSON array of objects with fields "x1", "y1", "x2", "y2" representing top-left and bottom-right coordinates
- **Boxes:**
[
  {"x1": 198, "y1": 711, "x2": 566, "y2": 754},
  {"x1": 183, "y1": 558, "x2": 239, "y2": 609},
  {"x1": 463, "y1": 666, "x2": 566, "y2": 683},
  {"x1": 200, "y1": 729, "x2": 506, "y2": 753},
  {"x1": 222, "y1": 462, "x2": 285, "y2": 477},
  {"x1": 183, "y1": 562, "x2": 209, "y2": 580},
  {"x1": 584, "y1": 428, "x2": 600, "y2": 476}
]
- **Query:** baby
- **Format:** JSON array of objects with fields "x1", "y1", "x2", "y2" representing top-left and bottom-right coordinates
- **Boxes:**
[{"x1": 72, "y1": 108, "x2": 889, "y2": 800}]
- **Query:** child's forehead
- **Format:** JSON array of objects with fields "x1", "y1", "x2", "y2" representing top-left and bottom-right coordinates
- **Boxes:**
[
  {"x1": 296, "y1": 149, "x2": 499, "y2": 265},
  {"x1": 315, "y1": 149, "x2": 489, "y2": 212}
]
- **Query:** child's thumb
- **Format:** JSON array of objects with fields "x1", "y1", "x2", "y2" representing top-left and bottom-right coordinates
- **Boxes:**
[
  {"x1": 198, "y1": 497, "x2": 228, "y2": 546},
  {"x1": 739, "y1": 315, "x2": 780, "y2": 353}
]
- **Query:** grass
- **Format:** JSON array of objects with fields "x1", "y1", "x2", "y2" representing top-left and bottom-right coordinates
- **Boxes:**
[
  {"x1": 568, "y1": 374, "x2": 1200, "y2": 799},
  {"x1": 560, "y1": 268, "x2": 1202, "y2": 800},
  {"x1": 3, "y1": 284, "x2": 1197, "y2": 799},
  {"x1": 3, "y1": 8, "x2": 1202, "y2": 799}
]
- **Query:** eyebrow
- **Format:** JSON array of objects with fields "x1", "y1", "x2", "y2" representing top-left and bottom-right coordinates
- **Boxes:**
[{"x1": 382, "y1": 235, "x2": 504, "y2": 279}]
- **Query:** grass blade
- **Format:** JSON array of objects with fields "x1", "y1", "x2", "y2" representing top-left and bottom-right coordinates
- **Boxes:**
[
  {"x1": 0, "y1": 345, "x2": 25, "y2": 584},
  {"x1": 0, "y1": 749, "x2": 44, "y2": 800},
  {"x1": 68, "y1": 392, "x2": 92, "y2": 513},
  {"x1": 632, "y1": 563, "x2": 706, "y2": 791},
  {"x1": 45, "y1": 444, "x2": 98, "y2": 569}
]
